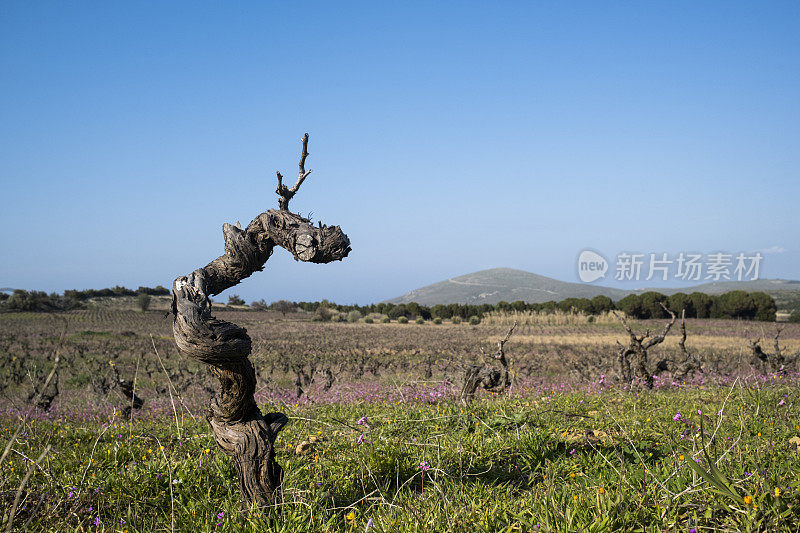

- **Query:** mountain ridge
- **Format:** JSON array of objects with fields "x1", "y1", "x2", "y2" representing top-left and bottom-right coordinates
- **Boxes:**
[{"x1": 386, "y1": 268, "x2": 800, "y2": 306}]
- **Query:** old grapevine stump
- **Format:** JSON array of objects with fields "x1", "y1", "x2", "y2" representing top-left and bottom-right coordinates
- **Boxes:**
[{"x1": 171, "y1": 134, "x2": 350, "y2": 506}]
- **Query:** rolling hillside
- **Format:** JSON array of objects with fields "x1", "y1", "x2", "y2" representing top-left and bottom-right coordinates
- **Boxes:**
[{"x1": 387, "y1": 268, "x2": 800, "y2": 308}]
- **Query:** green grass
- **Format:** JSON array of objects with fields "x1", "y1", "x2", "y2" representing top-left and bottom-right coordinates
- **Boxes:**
[{"x1": 2, "y1": 386, "x2": 799, "y2": 532}]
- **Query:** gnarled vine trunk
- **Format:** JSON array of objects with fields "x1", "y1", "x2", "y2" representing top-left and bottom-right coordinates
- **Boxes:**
[
  {"x1": 460, "y1": 323, "x2": 517, "y2": 403},
  {"x1": 748, "y1": 327, "x2": 800, "y2": 374},
  {"x1": 171, "y1": 134, "x2": 350, "y2": 507},
  {"x1": 613, "y1": 305, "x2": 675, "y2": 389}
]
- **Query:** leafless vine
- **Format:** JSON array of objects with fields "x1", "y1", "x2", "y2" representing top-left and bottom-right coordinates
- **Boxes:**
[
  {"x1": 460, "y1": 322, "x2": 517, "y2": 403},
  {"x1": 170, "y1": 134, "x2": 351, "y2": 507}
]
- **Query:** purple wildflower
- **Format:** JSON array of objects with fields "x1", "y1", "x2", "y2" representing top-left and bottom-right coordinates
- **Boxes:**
[
  {"x1": 419, "y1": 460, "x2": 431, "y2": 471},
  {"x1": 93, "y1": 517, "x2": 101, "y2": 526},
  {"x1": 365, "y1": 517, "x2": 374, "y2": 530},
  {"x1": 673, "y1": 412, "x2": 682, "y2": 421},
  {"x1": 357, "y1": 433, "x2": 365, "y2": 445},
  {"x1": 778, "y1": 399, "x2": 785, "y2": 406}
]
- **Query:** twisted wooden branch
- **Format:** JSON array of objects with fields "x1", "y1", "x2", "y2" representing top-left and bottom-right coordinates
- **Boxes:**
[
  {"x1": 171, "y1": 135, "x2": 350, "y2": 507},
  {"x1": 460, "y1": 322, "x2": 517, "y2": 403},
  {"x1": 613, "y1": 304, "x2": 676, "y2": 389},
  {"x1": 655, "y1": 309, "x2": 703, "y2": 380}
]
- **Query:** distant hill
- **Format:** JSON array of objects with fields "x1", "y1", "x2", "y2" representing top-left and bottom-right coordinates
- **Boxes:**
[
  {"x1": 387, "y1": 268, "x2": 800, "y2": 308},
  {"x1": 387, "y1": 268, "x2": 628, "y2": 305}
]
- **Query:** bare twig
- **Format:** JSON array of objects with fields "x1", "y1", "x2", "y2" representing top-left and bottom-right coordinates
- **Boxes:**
[
  {"x1": 154, "y1": 435, "x2": 176, "y2": 533},
  {"x1": 643, "y1": 304, "x2": 676, "y2": 349},
  {"x1": 151, "y1": 334, "x2": 181, "y2": 440},
  {"x1": 276, "y1": 133, "x2": 312, "y2": 211},
  {"x1": 4, "y1": 445, "x2": 51, "y2": 533}
]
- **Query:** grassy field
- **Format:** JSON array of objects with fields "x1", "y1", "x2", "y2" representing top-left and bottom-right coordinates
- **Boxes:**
[{"x1": 1, "y1": 311, "x2": 799, "y2": 531}]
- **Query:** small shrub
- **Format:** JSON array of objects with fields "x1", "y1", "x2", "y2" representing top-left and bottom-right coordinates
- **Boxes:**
[
  {"x1": 228, "y1": 294, "x2": 245, "y2": 306},
  {"x1": 313, "y1": 306, "x2": 332, "y2": 322},
  {"x1": 469, "y1": 315, "x2": 480, "y2": 325},
  {"x1": 397, "y1": 316, "x2": 409, "y2": 324},
  {"x1": 250, "y1": 299, "x2": 268, "y2": 311},
  {"x1": 137, "y1": 293, "x2": 151, "y2": 312},
  {"x1": 347, "y1": 310, "x2": 363, "y2": 323},
  {"x1": 415, "y1": 317, "x2": 424, "y2": 324},
  {"x1": 789, "y1": 310, "x2": 800, "y2": 323},
  {"x1": 364, "y1": 317, "x2": 374, "y2": 324},
  {"x1": 331, "y1": 313, "x2": 345, "y2": 322},
  {"x1": 381, "y1": 317, "x2": 390, "y2": 323},
  {"x1": 271, "y1": 299, "x2": 296, "y2": 315},
  {"x1": 451, "y1": 316, "x2": 462, "y2": 324},
  {"x1": 433, "y1": 317, "x2": 442, "y2": 324}
]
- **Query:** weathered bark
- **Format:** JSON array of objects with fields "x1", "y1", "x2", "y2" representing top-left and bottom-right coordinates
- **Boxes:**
[
  {"x1": 749, "y1": 327, "x2": 799, "y2": 374},
  {"x1": 655, "y1": 310, "x2": 703, "y2": 381},
  {"x1": 110, "y1": 362, "x2": 144, "y2": 420},
  {"x1": 171, "y1": 134, "x2": 350, "y2": 507},
  {"x1": 27, "y1": 339, "x2": 64, "y2": 411},
  {"x1": 321, "y1": 366, "x2": 336, "y2": 391},
  {"x1": 460, "y1": 323, "x2": 517, "y2": 403},
  {"x1": 614, "y1": 305, "x2": 676, "y2": 389},
  {"x1": 28, "y1": 370, "x2": 58, "y2": 411}
]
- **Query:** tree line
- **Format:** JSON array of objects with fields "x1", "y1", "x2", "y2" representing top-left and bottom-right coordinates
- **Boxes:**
[
  {"x1": 283, "y1": 290, "x2": 777, "y2": 322},
  {"x1": 0, "y1": 286, "x2": 779, "y2": 321},
  {"x1": 0, "y1": 285, "x2": 170, "y2": 312}
]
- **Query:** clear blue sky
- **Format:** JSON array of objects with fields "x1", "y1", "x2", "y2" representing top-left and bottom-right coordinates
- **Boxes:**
[{"x1": 1, "y1": 1, "x2": 798, "y2": 304}]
